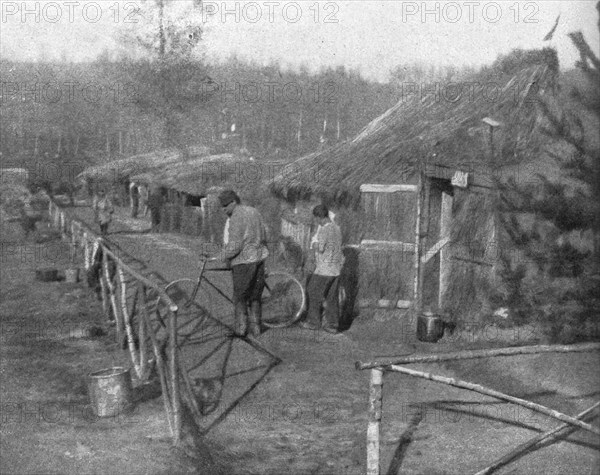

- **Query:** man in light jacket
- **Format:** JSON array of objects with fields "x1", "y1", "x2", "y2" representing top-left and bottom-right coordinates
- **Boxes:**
[
  {"x1": 301, "y1": 204, "x2": 344, "y2": 333},
  {"x1": 95, "y1": 189, "x2": 114, "y2": 236},
  {"x1": 214, "y1": 189, "x2": 269, "y2": 337}
]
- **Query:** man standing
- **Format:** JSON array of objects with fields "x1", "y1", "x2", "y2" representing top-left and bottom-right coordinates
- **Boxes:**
[
  {"x1": 139, "y1": 184, "x2": 149, "y2": 217},
  {"x1": 147, "y1": 186, "x2": 163, "y2": 232},
  {"x1": 301, "y1": 204, "x2": 344, "y2": 333},
  {"x1": 95, "y1": 189, "x2": 114, "y2": 236},
  {"x1": 213, "y1": 189, "x2": 269, "y2": 337},
  {"x1": 129, "y1": 181, "x2": 139, "y2": 218}
]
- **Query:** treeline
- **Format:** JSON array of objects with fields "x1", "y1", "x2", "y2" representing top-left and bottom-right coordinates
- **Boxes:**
[{"x1": 0, "y1": 56, "x2": 477, "y2": 181}]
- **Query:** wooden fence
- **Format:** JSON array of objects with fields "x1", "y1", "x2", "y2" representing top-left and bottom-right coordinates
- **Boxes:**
[
  {"x1": 48, "y1": 198, "x2": 188, "y2": 444},
  {"x1": 280, "y1": 210, "x2": 314, "y2": 257},
  {"x1": 355, "y1": 343, "x2": 600, "y2": 475}
]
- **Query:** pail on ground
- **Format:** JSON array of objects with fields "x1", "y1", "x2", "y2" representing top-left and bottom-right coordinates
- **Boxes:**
[
  {"x1": 416, "y1": 312, "x2": 445, "y2": 343},
  {"x1": 35, "y1": 268, "x2": 58, "y2": 282},
  {"x1": 88, "y1": 367, "x2": 133, "y2": 417},
  {"x1": 64, "y1": 268, "x2": 79, "y2": 283}
]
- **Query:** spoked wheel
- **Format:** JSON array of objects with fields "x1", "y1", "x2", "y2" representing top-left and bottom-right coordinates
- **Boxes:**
[
  {"x1": 261, "y1": 271, "x2": 306, "y2": 328},
  {"x1": 160, "y1": 278, "x2": 217, "y2": 342}
]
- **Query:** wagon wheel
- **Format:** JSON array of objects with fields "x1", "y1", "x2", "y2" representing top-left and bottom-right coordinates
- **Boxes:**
[{"x1": 261, "y1": 271, "x2": 306, "y2": 328}]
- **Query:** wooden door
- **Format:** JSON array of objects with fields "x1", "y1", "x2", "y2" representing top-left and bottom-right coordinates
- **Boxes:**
[{"x1": 359, "y1": 183, "x2": 420, "y2": 308}]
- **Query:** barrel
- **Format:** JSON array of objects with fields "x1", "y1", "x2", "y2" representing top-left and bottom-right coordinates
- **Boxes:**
[
  {"x1": 88, "y1": 367, "x2": 133, "y2": 417},
  {"x1": 416, "y1": 313, "x2": 445, "y2": 343}
]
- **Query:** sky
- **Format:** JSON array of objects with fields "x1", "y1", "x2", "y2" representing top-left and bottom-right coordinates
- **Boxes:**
[{"x1": 1, "y1": 1, "x2": 599, "y2": 81}]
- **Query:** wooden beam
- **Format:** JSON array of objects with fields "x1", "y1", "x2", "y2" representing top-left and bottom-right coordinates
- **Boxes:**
[
  {"x1": 421, "y1": 236, "x2": 450, "y2": 264},
  {"x1": 360, "y1": 184, "x2": 418, "y2": 193},
  {"x1": 359, "y1": 299, "x2": 413, "y2": 309},
  {"x1": 360, "y1": 239, "x2": 416, "y2": 252},
  {"x1": 355, "y1": 342, "x2": 600, "y2": 370},
  {"x1": 387, "y1": 365, "x2": 600, "y2": 436}
]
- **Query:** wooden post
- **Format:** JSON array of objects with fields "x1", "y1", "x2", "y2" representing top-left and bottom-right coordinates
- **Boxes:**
[
  {"x1": 439, "y1": 191, "x2": 452, "y2": 308},
  {"x1": 98, "y1": 261, "x2": 109, "y2": 317},
  {"x1": 387, "y1": 365, "x2": 600, "y2": 435},
  {"x1": 83, "y1": 233, "x2": 90, "y2": 270},
  {"x1": 169, "y1": 306, "x2": 181, "y2": 445},
  {"x1": 119, "y1": 268, "x2": 145, "y2": 376},
  {"x1": 367, "y1": 368, "x2": 383, "y2": 475},
  {"x1": 102, "y1": 250, "x2": 123, "y2": 341},
  {"x1": 416, "y1": 174, "x2": 430, "y2": 314},
  {"x1": 69, "y1": 222, "x2": 77, "y2": 263},
  {"x1": 413, "y1": 174, "x2": 423, "y2": 309}
]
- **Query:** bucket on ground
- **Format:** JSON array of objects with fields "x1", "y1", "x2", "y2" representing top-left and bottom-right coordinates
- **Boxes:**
[
  {"x1": 88, "y1": 366, "x2": 133, "y2": 417},
  {"x1": 416, "y1": 312, "x2": 445, "y2": 343},
  {"x1": 35, "y1": 268, "x2": 58, "y2": 282},
  {"x1": 64, "y1": 268, "x2": 80, "y2": 283}
]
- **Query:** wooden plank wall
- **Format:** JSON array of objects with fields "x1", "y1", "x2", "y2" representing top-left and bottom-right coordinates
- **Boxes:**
[
  {"x1": 361, "y1": 191, "x2": 416, "y2": 242},
  {"x1": 359, "y1": 189, "x2": 418, "y2": 304}
]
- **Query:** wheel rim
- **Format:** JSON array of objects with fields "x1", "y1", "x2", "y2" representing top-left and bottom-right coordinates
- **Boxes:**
[{"x1": 261, "y1": 271, "x2": 306, "y2": 328}]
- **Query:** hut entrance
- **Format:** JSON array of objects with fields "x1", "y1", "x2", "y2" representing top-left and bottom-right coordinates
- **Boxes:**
[
  {"x1": 359, "y1": 178, "x2": 457, "y2": 313},
  {"x1": 359, "y1": 184, "x2": 419, "y2": 309}
]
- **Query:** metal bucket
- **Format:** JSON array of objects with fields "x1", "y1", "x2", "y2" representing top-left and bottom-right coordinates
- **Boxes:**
[
  {"x1": 416, "y1": 313, "x2": 445, "y2": 343},
  {"x1": 88, "y1": 367, "x2": 133, "y2": 417},
  {"x1": 35, "y1": 268, "x2": 58, "y2": 282},
  {"x1": 64, "y1": 268, "x2": 79, "y2": 283}
]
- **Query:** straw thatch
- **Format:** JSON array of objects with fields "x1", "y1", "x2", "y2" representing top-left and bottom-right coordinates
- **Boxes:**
[
  {"x1": 77, "y1": 145, "x2": 263, "y2": 198},
  {"x1": 130, "y1": 153, "x2": 257, "y2": 197},
  {"x1": 78, "y1": 147, "x2": 209, "y2": 184},
  {"x1": 270, "y1": 48, "x2": 559, "y2": 207}
]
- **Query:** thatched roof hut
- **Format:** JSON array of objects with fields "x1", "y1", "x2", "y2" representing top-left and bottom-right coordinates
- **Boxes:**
[
  {"x1": 77, "y1": 147, "x2": 211, "y2": 185},
  {"x1": 130, "y1": 152, "x2": 256, "y2": 197},
  {"x1": 269, "y1": 48, "x2": 561, "y2": 321},
  {"x1": 271, "y1": 48, "x2": 559, "y2": 206}
]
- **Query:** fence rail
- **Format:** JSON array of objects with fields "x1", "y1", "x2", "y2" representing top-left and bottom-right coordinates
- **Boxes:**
[
  {"x1": 48, "y1": 198, "x2": 186, "y2": 444},
  {"x1": 356, "y1": 343, "x2": 600, "y2": 475}
]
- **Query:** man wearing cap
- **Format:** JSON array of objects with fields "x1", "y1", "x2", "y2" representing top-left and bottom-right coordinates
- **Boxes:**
[{"x1": 214, "y1": 189, "x2": 269, "y2": 337}]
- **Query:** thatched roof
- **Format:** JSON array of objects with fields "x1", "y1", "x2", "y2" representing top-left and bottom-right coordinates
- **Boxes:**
[
  {"x1": 77, "y1": 146, "x2": 212, "y2": 183},
  {"x1": 77, "y1": 146, "x2": 261, "y2": 196},
  {"x1": 270, "y1": 48, "x2": 560, "y2": 207},
  {"x1": 130, "y1": 153, "x2": 256, "y2": 196}
]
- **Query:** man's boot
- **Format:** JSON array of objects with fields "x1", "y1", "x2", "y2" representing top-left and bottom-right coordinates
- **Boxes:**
[
  {"x1": 248, "y1": 300, "x2": 262, "y2": 337},
  {"x1": 234, "y1": 301, "x2": 248, "y2": 337}
]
